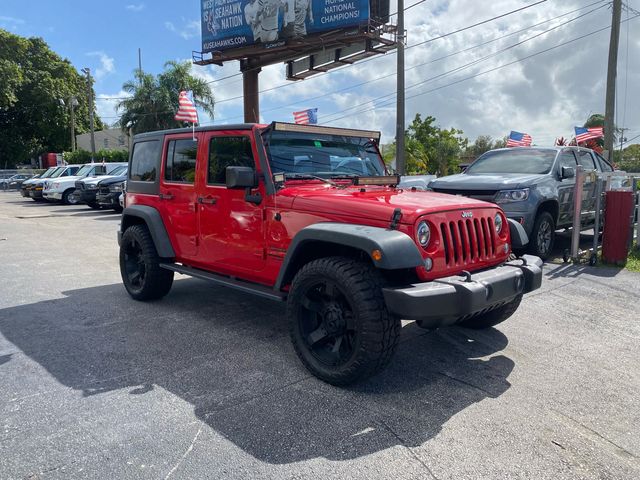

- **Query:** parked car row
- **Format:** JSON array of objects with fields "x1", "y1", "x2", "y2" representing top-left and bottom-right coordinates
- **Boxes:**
[
  {"x1": 19, "y1": 163, "x2": 127, "y2": 212},
  {"x1": 1, "y1": 173, "x2": 36, "y2": 190}
]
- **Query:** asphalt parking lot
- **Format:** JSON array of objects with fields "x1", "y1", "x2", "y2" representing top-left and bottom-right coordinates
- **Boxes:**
[{"x1": 1, "y1": 193, "x2": 638, "y2": 479}]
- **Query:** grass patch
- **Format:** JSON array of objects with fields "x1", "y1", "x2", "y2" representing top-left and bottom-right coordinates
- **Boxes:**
[{"x1": 626, "y1": 248, "x2": 640, "y2": 272}]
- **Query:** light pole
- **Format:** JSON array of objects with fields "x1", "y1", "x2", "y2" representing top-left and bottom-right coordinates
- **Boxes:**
[
  {"x1": 81, "y1": 68, "x2": 96, "y2": 161},
  {"x1": 395, "y1": 0, "x2": 406, "y2": 175}
]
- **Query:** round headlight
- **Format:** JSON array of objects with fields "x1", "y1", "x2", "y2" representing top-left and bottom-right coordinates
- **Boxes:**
[
  {"x1": 494, "y1": 213, "x2": 503, "y2": 234},
  {"x1": 417, "y1": 221, "x2": 431, "y2": 247}
]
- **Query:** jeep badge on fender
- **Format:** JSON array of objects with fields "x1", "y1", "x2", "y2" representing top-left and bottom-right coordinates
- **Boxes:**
[{"x1": 118, "y1": 122, "x2": 543, "y2": 386}]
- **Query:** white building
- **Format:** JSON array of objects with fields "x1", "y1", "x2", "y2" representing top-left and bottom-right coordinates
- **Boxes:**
[{"x1": 76, "y1": 128, "x2": 129, "y2": 152}]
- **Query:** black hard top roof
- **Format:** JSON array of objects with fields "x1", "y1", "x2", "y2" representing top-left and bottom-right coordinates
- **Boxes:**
[{"x1": 133, "y1": 123, "x2": 257, "y2": 140}]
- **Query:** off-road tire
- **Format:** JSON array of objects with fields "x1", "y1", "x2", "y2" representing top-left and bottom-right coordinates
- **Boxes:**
[
  {"x1": 62, "y1": 189, "x2": 79, "y2": 205},
  {"x1": 120, "y1": 224, "x2": 174, "y2": 301},
  {"x1": 287, "y1": 256, "x2": 400, "y2": 386},
  {"x1": 528, "y1": 211, "x2": 555, "y2": 260},
  {"x1": 458, "y1": 294, "x2": 523, "y2": 329},
  {"x1": 87, "y1": 201, "x2": 101, "y2": 210}
]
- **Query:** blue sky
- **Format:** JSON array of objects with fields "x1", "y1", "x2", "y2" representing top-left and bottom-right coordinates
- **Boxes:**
[{"x1": 1, "y1": 1, "x2": 639, "y2": 146}]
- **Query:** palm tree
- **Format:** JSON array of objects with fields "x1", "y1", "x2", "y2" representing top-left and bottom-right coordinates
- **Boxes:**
[{"x1": 117, "y1": 61, "x2": 215, "y2": 134}]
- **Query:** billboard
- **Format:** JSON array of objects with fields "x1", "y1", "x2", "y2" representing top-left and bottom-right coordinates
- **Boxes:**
[{"x1": 201, "y1": 0, "x2": 371, "y2": 53}]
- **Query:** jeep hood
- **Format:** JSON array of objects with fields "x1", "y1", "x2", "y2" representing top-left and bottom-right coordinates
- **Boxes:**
[
  {"x1": 283, "y1": 184, "x2": 496, "y2": 224},
  {"x1": 430, "y1": 173, "x2": 547, "y2": 191}
]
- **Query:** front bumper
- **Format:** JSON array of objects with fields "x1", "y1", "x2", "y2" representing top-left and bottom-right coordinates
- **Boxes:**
[
  {"x1": 29, "y1": 188, "x2": 44, "y2": 199},
  {"x1": 79, "y1": 189, "x2": 98, "y2": 203},
  {"x1": 43, "y1": 191, "x2": 62, "y2": 200},
  {"x1": 382, "y1": 255, "x2": 543, "y2": 327},
  {"x1": 96, "y1": 191, "x2": 121, "y2": 208}
]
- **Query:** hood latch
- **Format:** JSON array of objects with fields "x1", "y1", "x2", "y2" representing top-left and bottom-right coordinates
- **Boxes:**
[{"x1": 389, "y1": 208, "x2": 402, "y2": 230}]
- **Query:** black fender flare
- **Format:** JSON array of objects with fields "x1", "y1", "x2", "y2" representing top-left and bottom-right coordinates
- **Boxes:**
[
  {"x1": 274, "y1": 222, "x2": 424, "y2": 290},
  {"x1": 120, "y1": 205, "x2": 175, "y2": 258},
  {"x1": 508, "y1": 218, "x2": 529, "y2": 249}
]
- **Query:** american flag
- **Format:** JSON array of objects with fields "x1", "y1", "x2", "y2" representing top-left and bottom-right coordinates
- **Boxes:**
[
  {"x1": 574, "y1": 126, "x2": 603, "y2": 144},
  {"x1": 293, "y1": 108, "x2": 318, "y2": 125},
  {"x1": 506, "y1": 131, "x2": 532, "y2": 147},
  {"x1": 174, "y1": 90, "x2": 199, "y2": 124}
]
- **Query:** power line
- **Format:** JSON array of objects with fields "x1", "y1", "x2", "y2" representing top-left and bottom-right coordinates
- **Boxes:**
[
  {"x1": 207, "y1": 1, "x2": 603, "y2": 124},
  {"x1": 322, "y1": 14, "x2": 640, "y2": 125},
  {"x1": 318, "y1": 5, "x2": 608, "y2": 123}
]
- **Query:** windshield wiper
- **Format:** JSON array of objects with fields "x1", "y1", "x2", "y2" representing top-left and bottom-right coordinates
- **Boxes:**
[{"x1": 284, "y1": 173, "x2": 337, "y2": 186}]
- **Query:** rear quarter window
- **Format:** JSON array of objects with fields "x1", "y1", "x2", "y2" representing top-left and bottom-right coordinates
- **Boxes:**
[{"x1": 130, "y1": 140, "x2": 160, "y2": 181}]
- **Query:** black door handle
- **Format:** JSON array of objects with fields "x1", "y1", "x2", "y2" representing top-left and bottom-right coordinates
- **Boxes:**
[
  {"x1": 197, "y1": 197, "x2": 217, "y2": 205},
  {"x1": 159, "y1": 193, "x2": 174, "y2": 200}
]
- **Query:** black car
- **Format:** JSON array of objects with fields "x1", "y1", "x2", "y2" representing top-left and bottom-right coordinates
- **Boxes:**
[
  {"x1": 95, "y1": 176, "x2": 126, "y2": 212},
  {"x1": 75, "y1": 165, "x2": 128, "y2": 209}
]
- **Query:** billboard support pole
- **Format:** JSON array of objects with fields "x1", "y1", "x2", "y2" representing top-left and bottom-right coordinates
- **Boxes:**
[
  {"x1": 242, "y1": 61, "x2": 261, "y2": 123},
  {"x1": 395, "y1": 0, "x2": 405, "y2": 175}
]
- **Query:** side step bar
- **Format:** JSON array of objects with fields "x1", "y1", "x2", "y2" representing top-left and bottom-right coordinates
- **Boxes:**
[{"x1": 160, "y1": 263, "x2": 286, "y2": 302}]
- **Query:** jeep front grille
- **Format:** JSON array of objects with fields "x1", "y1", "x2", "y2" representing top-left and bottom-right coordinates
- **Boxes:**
[{"x1": 440, "y1": 216, "x2": 496, "y2": 267}]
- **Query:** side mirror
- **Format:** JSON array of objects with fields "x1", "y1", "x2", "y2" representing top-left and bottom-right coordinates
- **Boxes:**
[
  {"x1": 226, "y1": 166, "x2": 258, "y2": 189},
  {"x1": 561, "y1": 166, "x2": 575, "y2": 179}
]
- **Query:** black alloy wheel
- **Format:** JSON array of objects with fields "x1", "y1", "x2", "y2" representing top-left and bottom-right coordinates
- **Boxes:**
[
  {"x1": 297, "y1": 279, "x2": 358, "y2": 368},
  {"x1": 119, "y1": 224, "x2": 173, "y2": 300},
  {"x1": 288, "y1": 257, "x2": 400, "y2": 385}
]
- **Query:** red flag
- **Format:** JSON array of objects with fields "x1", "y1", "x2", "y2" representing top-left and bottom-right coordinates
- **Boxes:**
[{"x1": 175, "y1": 91, "x2": 198, "y2": 124}]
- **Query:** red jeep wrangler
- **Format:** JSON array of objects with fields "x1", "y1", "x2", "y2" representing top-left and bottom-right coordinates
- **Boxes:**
[{"x1": 119, "y1": 122, "x2": 542, "y2": 385}]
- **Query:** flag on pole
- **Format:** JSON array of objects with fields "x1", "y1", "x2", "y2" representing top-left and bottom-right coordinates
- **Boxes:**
[
  {"x1": 175, "y1": 91, "x2": 199, "y2": 124},
  {"x1": 506, "y1": 131, "x2": 532, "y2": 147},
  {"x1": 574, "y1": 126, "x2": 603, "y2": 144},
  {"x1": 293, "y1": 108, "x2": 318, "y2": 125}
]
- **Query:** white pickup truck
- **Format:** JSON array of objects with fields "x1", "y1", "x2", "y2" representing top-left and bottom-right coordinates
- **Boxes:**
[{"x1": 43, "y1": 162, "x2": 127, "y2": 204}]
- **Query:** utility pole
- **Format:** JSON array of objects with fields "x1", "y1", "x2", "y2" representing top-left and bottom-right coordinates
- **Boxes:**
[
  {"x1": 604, "y1": 0, "x2": 622, "y2": 161},
  {"x1": 395, "y1": 0, "x2": 405, "y2": 175},
  {"x1": 82, "y1": 68, "x2": 96, "y2": 161},
  {"x1": 69, "y1": 96, "x2": 78, "y2": 151}
]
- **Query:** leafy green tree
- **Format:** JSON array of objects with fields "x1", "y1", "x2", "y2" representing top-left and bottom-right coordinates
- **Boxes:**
[
  {"x1": 0, "y1": 29, "x2": 101, "y2": 167},
  {"x1": 117, "y1": 61, "x2": 215, "y2": 134},
  {"x1": 614, "y1": 144, "x2": 640, "y2": 172},
  {"x1": 382, "y1": 137, "x2": 430, "y2": 174},
  {"x1": 407, "y1": 114, "x2": 466, "y2": 175}
]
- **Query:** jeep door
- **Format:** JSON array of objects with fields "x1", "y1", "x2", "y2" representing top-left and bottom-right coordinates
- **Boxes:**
[
  {"x1": 556, "y1": 150, "x2": 578, "y2": 227},
  {"x1": 158, "y1": 134, "x2": 199, "y2": 258},
  {"x1": 197, "y1": 131, "x2": 266, "y2": 277}
]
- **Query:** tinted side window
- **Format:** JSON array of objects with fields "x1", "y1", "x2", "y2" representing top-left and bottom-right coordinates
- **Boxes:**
[
  {"x1": 165, "y1": 139, "x2": 198, "y2": 183},
  {"x1": 595, "y1": 153, "x2": 613, "y2": 172},
  {"x1": 576, "y1": 150, "x2": 596, "y2": 170},
  {"x1": 208, "y1": 136, "x2": 255, "y2": 185},
  {"x1": 558, "y1": 151, "x2": 577, "y2": 170},
  {"x1": 130, "y1": 140, "x2": 160, "y2": 181}
]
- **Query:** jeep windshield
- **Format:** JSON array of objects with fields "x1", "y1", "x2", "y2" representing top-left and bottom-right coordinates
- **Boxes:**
[
  {"x1": 264, "y1": 130, "x2": 385, "y2": 178},
  {"x1": 466, "y1": 149, "x2": 557, "y2": 175}
]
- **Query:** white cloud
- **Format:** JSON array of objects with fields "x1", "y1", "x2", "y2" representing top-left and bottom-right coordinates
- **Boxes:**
[
  {"x1": 0, "y1": 15, "x2": 25, "y2": 30},
  {"x1": 165, "y1": 19, "x2": 200, "y2": 40},
  {"x1": 125, "y1": 4, "x2": 145, "y2": 12},
  {"x1": 95, "y1": 90, "x2": 131, "y2": 128},
  {"x1": 86, "y1": 51, "x2": 116, "y2": 80}
]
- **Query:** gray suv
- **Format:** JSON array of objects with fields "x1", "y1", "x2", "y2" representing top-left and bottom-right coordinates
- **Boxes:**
[{"x1": 429, "y1": 147, "x2": 614, "y2": 260}]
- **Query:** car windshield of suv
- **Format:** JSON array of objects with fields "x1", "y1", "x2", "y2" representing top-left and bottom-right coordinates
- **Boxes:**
[
  {"x1": 49, "y1": 167, "x2": 68, "y2": 178},
  {"x1": 75, "y1": 165, "x2": 96, "y2": 177},
  {"x1": 110, "y1": 166, "x2": 127, "y2": 176},
  {"x1": 465, "y1": 149, "x2": 557, "y2": 175},
  {"x1": 39, "y1": 168, "x2": 56, "y2": 178},
  {"x1": 264, "y1": 131, "x2": 385, "y2": 178}
]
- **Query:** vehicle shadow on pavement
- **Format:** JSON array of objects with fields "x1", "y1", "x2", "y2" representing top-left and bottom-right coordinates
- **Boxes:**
[{"x1": 0, "y1": 279, "x2": 513, "y2": 464}]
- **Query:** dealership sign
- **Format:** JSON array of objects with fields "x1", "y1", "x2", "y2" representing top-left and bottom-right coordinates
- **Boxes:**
[{"x1": 201, "y1": 0, "x2": 371, "y2": 52}]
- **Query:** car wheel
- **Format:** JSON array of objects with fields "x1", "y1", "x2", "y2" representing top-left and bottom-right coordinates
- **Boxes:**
[
  {"x1": 287, "y1": 256, "x2": 400, "y2": 386},
  {"x1": 458, "y1": 294, "x2": 523, "y2": 329},
  {"x1": 113, "y1": 204, "x2": 123, "y2": 213},
  {"x1": 87, "y1": 201, "x2": 101, "y2": 210},
  {"x1": 62, "y1": 189, "x2": 79, "y2": 205},
  {"x1": 120, "y1": 224, "x2": 174, "y2": 301},
  {"x1": 528, "y1": 211, "x2": 555, "y2": 260}
]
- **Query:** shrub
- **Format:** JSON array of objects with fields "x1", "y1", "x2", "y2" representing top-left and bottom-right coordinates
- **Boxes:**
[{"x1": 63, "y1": 149, "x2": 129, "y2": 164}]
